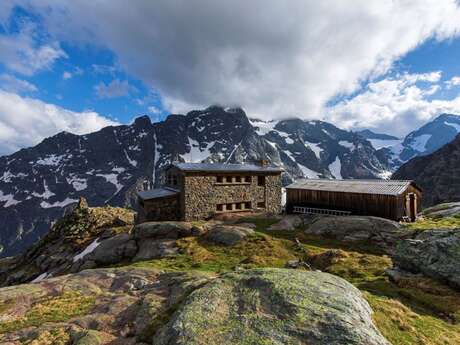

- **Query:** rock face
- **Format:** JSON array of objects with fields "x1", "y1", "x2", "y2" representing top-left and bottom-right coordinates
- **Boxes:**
[
  {"x1": 305, "y1": 216, "x2": 409, "y2": 252},
  {"x1": 422, "y1": 202, "x2": 460, "y2": 218},
  {"x1": 0, "y1": 105, "x2": 390, "y2": 258},
  {"x1": 204, "y1": 225, "x2": 255, "y2": 246},
  {"x1": 0, "y1": 267, "x2": 210, "y2": 344},
  {"x1": 154, "y1": 268, "x2": 390, "y2": 345},
  {"x1": 392, "y1": 132, "x2": 460, "y2": 207},
  {"x1": 393, "y1": 229, "x2": 460, "y2": 289}
]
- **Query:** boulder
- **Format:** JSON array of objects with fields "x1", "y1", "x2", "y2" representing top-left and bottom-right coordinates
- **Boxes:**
[
  {"x1": 306, "y1": 216, "x2": 408, "y2": 252},
  {"x1": 86, "y1": 233, "x2": 138, "y2": 265},
  {"x1": 133, "y1": 239, "x2": 178, "y2": 262},
  {"x1": 154, "y1": 268, "x2": 390, "y2": 345},
  {"x1": 133, "y1": 222, "x2": 193, "y2": 240},
  {"x1": 422, "y1": 202, "x2": 460, "y2": 218},
  {"x1": 267, "y1": 215, "x2": 302, "y2": 231},
  {"x1": 393, "y1": 229, "x2": 460, "y2": 289},
  {"x1": 204, "y1": 225, "x2": 255, "y2": 246}
]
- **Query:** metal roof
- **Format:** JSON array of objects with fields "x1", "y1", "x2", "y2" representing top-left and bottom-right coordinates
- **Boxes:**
[
  {"x1": 172, "y1": 162, "x2": 283, "y2": 173},
  {"x1": 137, "y1": 187, "x2": 179, "y2": 200},
  {"x1": 286, "y1": 179, "x2": 417, "y2": 196}
]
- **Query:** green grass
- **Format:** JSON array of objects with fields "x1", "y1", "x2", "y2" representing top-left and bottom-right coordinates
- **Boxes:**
[
  {"x1": 0, "y1": 291, "x2": 96, "y2": 334},
  {"x1": 129, "y1": 216, "x2": 460, "y2": 344},
  {"x1": 404, "y1": 216, "x2": 460, "y2": 230}
]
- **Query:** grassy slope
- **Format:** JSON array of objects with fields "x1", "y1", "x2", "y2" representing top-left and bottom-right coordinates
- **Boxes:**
[{"x1": 130, "y1": 217, "x2": 460, "y2": 345}]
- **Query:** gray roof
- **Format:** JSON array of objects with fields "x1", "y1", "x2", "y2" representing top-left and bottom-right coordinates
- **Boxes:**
[
  {"x1": 286, "y1": 179, "x2": 418, "y2": 196},
  {"x1": 172, "y1": 162, "x2": 283, "y2": 173},
  {"x1": 138, "y1": 187, "x2": 179, "y2": 200}
]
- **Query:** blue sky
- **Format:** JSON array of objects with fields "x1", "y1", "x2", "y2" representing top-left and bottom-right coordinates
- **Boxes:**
[{"x1": 2, "y1": 1, "x2": 460, "y2": 154}]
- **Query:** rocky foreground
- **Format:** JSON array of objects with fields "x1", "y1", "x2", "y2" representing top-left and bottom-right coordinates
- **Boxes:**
[{"x1": 1, "y1": 200, "x2": 460, "y2": 344}]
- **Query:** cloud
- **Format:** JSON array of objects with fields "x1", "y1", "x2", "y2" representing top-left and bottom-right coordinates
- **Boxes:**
[
  {"x1": 0, "y1": 74, "x2": 37, "y2": 93},
  {"x1": 94, "y1": 79, "x2": 136, "y2": 99},
  {"x1": 328, "y1": 71, "x2": 460, "y2": 136},
  {"x1": 62, "y1": 71, "x2": 72, "y2": 80},
  {"x1": 445, "y1": 76, "x2": 460, "y2": 89},
  {"x1": 0, "y1": 23, "x2": 67, "y2": 76},
  {"x1": 0, "y1": 90, "x2": 119, "y2": 155},
  {"x1": 148, "y1": 105, "x2": 161, "y2": 115},
  {"x1": 13, "y1": 0, "x2": 460, "y2": 122}
]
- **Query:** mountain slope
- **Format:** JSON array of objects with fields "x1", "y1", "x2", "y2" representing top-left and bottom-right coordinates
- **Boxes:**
[
  {"x1": 381, "y1": 113, "x2": 460, "y2": 170},
  {"x1": 392, "y1": 133, "x2": 460, "y2": 207},
  {"x1": 0, "y1": 106, "x2": 389, "y2": 257}
]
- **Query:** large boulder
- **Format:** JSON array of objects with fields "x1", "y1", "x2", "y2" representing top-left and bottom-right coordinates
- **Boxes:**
[
  {"x1": 306, "y1": 216, "x2": 409, "y2": 252},
  {"x1": 268, "y1": 215, "x2": 302, "y2": 231},
  {"x1": 83, "y1": 233, "x2": 138, "y2": 266},
  {"x1": 204, "y1": 225, "x2": 255, "y2": 246},
  {"x1": 133, "y1": 221, "x2": 193, "y2": 240},
  {"x1": 393, "y1": 229, "x2": 460, "y2": 289},
  {"x1": 154, "y1": 268, "x2": 390, "y2": 345},
  {"x1": 422, "y1": 202, "x2": 460, "y2": 218}
]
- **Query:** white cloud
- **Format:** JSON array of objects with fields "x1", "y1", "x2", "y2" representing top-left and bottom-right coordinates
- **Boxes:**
[
  {"x1": 445, "y1": 76, "x2": 460, "y2": 88},
  {"x1": 62, "y1": 71, "x2": 72, "y2": 80},
  {"x1": 0, "y1": 90, "x2": 119, "y2": 155},
  {"x1": 0, "y1": 74, "x2": 37, "y2": 93},
  {"x1": 14, "y1": 0, "x2": 460, "y2": 123},
  {"x1": 148, "y1": 105, "x2": 161, "y2": 115},
  {"x1": 94, "y1": 79, "x2": 136, "y2": 99},
  {"x1": 328, "y1": 72, "x2": 460, "y2": 136},
  {"x1": 0, "y1": 23, "x2": 67, "y2": 76}
]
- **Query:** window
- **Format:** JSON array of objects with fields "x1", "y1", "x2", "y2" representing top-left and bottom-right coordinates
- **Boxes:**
[
  {"x1": 235, "y1": 176, "x2": 241, "y2": 183},
  {"x1": 257, "y1": 201, "x2": 265, "y2": 208},
  {"x1": 235, "y1": 203, "x2": 242, "y2": 210},
  {"x1": 217, "y1": 176, "x2": 223, "y2": 183},
  {"x1": 226, "y1": 203, "x2": 233, "y2": 211},
  {"x1": 257, "y1": 176, "x2": 266, "y2": 186},
  {"x1": 216, "y1": 204, "x2": 224, "y2": 212},
  {"x1": 173, "y1": 175, "x2": 178, "y2": 186},
  {"x1": 244, "y1": 202, "x2": 251, "y2": 209}
]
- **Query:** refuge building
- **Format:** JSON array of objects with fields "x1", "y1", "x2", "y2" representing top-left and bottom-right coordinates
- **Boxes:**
[
  {"x1": 285, "y1": 179, "x2": 422, "y2": 221},
  {"x1": 137, "y1": 162, "x2": 283, "y2": 222}
]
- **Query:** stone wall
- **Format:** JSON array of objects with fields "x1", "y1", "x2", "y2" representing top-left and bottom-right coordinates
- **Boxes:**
[
  {"x1": 137, "y1": 195, "x2": 180, "y2": 223},
  {"x1": 182, "y1": 173, "x2": 282, "y2": 221}
]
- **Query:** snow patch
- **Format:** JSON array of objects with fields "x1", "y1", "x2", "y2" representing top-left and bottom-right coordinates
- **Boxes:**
[
  {"x1": 445, "y1": 121, "x2": 460, "y2": 132},
  {"x1": 182, "y1": 137, "x2": 214, "y2": 163},
  {"x1": 298, "y1": 163, "x2": 321, "y2": 178},
  {"x1": 368, "y1": 139, "x2": 402, "y2": 150},
  {"x1": 32, "y1": 180, "x2": 55, "y2": 199},
  {"x1": 0, "y1": 190, "x2": 20, "y2": 207},
  {"x1": 378, "y1": 170, "x2": 393, "y2": 179},
  {"x1": 32, "y1": 272, "x2": 50, "y2": 283},
  {"x1": 36, "y1": 154, "x2": 65, "y2": 166},
  {"x1": 124, "y1": 150, "x2": 138, "y2": 167},
  {"x1": 73, "y1": 238, "x2": 101, "y2": 262},
  {"x1": 329, "y1": 157, "x2": 342, "y2": 179},
  {"x1": 339, "y1": 141, "x2": 355, "y2": 150},
  {"x1": 304, "y1": 142, "x2": 322, "y2": 159},
  {"x1": 410, "y1": 134, "x2": 432, "y2": 152},
  {"x1": 96, "y1": 173, "x2": 123, "y2": 195},
  {"x1": 40, "y1": 198, "x2": 78, "y2": 208},
  {"x1": 249, "y1": 119, "x2": 279, "y2": 136}
]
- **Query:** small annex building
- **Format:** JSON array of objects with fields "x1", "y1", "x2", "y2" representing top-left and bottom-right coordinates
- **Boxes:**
[
  {"x1": 285, "y1": 179, "x2": 422, "y2": 221},
  {"x1": 137, "y1": 162, "x2": 283, "y2": 222}
]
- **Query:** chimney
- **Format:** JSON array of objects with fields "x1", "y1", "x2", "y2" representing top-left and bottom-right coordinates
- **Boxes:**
[{"x1": 258, "y1": 159, "x2": 269, "y2": 167}]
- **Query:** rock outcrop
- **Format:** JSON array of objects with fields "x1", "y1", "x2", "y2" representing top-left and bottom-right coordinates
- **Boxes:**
[
  {"x1": 422, "y1": 202, "x2": 460, "y2": 218},
  {"x1": 154, "y1": 268, "x2": 390, "y2": 345},
  {"x1": 204, "y1": 225, "x2": 255, "y2": 246},
  {"x1": 305, "y1": 216, "x2": 410, "y2": 253},
  {"x1": 393, "y1": 229, "x2": 460, "y2": 289}
]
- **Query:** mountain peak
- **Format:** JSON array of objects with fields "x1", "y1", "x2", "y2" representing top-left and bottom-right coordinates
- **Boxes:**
[{"x1": 133, "y1": 115, "x2": 152, "y2": 127}]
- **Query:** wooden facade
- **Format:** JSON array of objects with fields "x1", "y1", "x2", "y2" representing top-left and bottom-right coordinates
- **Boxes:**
[{"x1": 286, "y1": 180, "x2": 422, "y2": 221}]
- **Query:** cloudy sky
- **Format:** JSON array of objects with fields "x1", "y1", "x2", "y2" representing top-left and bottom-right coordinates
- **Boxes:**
[{"x1": 2, "y1": 1, "x2": 460, "y2": 155}]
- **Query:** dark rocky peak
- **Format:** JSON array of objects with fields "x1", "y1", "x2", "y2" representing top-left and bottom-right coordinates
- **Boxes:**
[
  {"x1": 357, "y1": 129, "x2": 399, "y2": 140},
  {"x1": 132, "y1": 115, "x2": 152, "y2": 128}
]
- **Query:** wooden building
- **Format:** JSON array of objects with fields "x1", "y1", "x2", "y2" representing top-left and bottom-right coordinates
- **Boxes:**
[{"x1": 285, "y1": 179, "x2": 422, "y2": 221}]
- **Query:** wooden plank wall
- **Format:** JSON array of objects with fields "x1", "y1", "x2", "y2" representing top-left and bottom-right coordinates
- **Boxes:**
[{"x1": 286, "y1": 188, "x2": 400, "y2": 220}]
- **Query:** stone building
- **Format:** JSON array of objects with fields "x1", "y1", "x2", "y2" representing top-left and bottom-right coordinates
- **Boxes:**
[{"x1": 137, "y1": 162, "x2": 283, "y2": 222}]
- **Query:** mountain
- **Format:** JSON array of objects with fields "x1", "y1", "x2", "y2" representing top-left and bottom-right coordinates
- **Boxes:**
[
  {"x1": 381, "y1": 113, "x2": 460, "y2": 170},
  {"x1": 357, "y1": 129, "x2": 399, "y2": 141},
  {"x1": 392, "y1": 133, "x2": 460, "y2": 207},
  {"x1": 0, "y1": 106, "x2": 389, "y2": 257}
]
